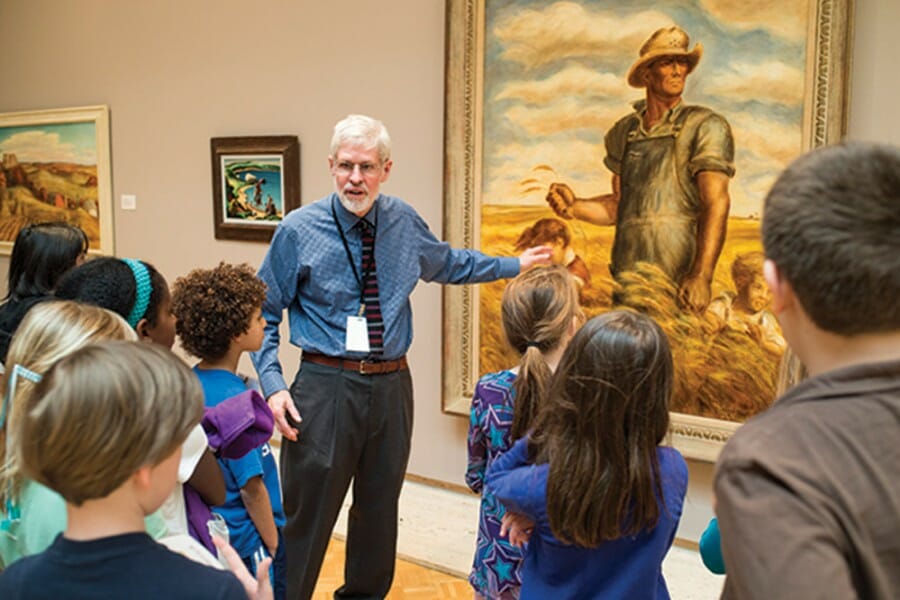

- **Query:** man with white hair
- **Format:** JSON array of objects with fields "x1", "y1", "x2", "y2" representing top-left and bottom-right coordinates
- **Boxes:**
[
  {"x1": 547, "y1": 26, "x2": 735, "y2": 312},
  {"x1": 253, "y1": 114, "x2": 551, "y2": 599}
]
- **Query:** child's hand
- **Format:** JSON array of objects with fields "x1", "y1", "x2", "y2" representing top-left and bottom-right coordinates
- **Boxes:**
[
  {"x1": 500, "y1": 512, "x2": 535, "y2": 548},
  {"x1": 213, "y1": 536, "x2": 273, "y2": 600}
]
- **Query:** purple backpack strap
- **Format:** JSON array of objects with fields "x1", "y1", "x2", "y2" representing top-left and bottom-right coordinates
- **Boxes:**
[{"x1": 183, "y1": 483, "x2": 215, "y2": 554}]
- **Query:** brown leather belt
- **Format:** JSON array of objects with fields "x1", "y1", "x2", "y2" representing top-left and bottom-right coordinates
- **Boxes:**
[{"x1": 301, "y1": 352, "x2": 408, "y2": 375}]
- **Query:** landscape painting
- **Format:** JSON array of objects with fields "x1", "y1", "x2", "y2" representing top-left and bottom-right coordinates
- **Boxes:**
[
  {"x1": 211, "y1": 136, "x2": 300, "y2": 242},
  {"x1": 443, "y1": 0, "x2": 852, "y2": 460},
  {"x1": 0, "y1": 106, "x2": 113, "y2": 255},
  {"x1": 221, "y1": 155, "x2": 285, "y2": 223}
]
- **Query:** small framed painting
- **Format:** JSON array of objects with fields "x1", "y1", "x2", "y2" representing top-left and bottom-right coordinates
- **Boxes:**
[{"x1": 211, "y1": 135, "x2": 301, "y2": 242}]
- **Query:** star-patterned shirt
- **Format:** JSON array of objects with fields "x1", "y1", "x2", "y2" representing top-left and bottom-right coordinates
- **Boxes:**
[{"x1": 466, "y1": 369, "x2": 524, "y2": 598}]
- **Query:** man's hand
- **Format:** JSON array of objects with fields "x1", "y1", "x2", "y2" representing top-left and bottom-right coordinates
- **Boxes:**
[
  {"x1": 268, "y1": 390, "x2": 300, "y2": 441},
  {"x1": 678, "y1": 275, "x2": 712, "y2": 313},
  {"x1": 546, "y1": 182, "x2": 576, "y2": 219},
  {"x1": 213, "y1": 536, "x2": 273, "y2": 600},
  {"x1": 518, "y1": 246, "x2": 553, "y2": 271},
  {"x1": 500, "y1": 511, "x2": 535, "y2": 548}
]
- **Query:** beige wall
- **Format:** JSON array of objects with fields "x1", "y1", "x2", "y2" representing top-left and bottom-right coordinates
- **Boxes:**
[{"x1": 1, "y1": 0, "x2": 897, "y2": 543}]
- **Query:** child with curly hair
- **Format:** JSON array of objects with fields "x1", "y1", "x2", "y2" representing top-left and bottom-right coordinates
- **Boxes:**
[{"x1": 172, "y1": 262, "x2": 285, "y2": 599}]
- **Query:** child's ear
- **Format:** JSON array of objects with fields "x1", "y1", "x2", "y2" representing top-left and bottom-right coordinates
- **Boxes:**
[
  {"x1": 568, "y1": 314, "x2": 580, "y2": 337},
  {"x1": 763, "y1": 259, "x2": 794, "y2": 314},
  {"x1": 135, "y1": 318, "x2": 152, "y2": 342},
  {"x1": 132, "y1": 464, "x2": 153, "y2": 491}
]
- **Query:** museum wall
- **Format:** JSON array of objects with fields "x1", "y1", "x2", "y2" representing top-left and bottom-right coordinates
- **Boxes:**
[{"x1": 0, "y1": 0, "x2": 896, "y2": 543}]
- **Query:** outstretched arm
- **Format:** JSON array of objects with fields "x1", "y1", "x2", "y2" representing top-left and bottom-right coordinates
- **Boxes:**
[
  {"x1": 678, "y1": 171, "x2": 730, "y2": 313},
  {"x1": 546, "y1": 175, "x2": 621, "y2": 226}
]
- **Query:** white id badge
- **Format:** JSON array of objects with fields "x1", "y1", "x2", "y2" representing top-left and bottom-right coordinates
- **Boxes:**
[{"x1": 346, "y1": 316, "x2": 371, "y2": 353}]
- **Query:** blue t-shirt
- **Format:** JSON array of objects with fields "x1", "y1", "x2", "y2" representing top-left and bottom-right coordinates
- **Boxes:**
[{"x1": 193, "y1": 367, "x2": 285, "y2": 559}]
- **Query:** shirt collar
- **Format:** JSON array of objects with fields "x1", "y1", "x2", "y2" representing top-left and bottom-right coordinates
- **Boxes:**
[
  {"x1": 331, "y1": 193, "x2": 379, "y2": 234},
  {"x1": 775, "y1": 358, "x2": 900, "y2": 409},
  {"x1": 632, "y1": 98, "x2": 685, "y2": 123}
]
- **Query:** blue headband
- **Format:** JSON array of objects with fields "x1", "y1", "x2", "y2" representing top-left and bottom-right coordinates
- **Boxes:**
[{"x1": 121, "y1": 258, "x2": 152, "y2": 329}]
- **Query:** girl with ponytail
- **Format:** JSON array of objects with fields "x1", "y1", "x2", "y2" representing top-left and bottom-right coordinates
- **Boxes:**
[{"x1": 465, "y1": 265, "x2": 581, "y2": 600}]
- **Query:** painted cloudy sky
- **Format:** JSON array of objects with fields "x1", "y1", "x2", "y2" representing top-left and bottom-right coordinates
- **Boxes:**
[
  {"x1": 481, "y1": 0, "x2": 811, "y2": 217},
  {"x1": 0, "y1": 122, "x2": 98, "y2": 165}
]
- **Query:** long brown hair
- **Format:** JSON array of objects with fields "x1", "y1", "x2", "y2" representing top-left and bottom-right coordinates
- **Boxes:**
[
  {"x1": 502, "y1": 265, "x2": 580, "y2": 440},
  {"x1": 530, "y1": 310, "x2": 673, "y2": 546}
]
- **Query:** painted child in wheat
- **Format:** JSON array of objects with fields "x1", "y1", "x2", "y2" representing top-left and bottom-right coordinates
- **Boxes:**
[
  {"x1": 514, "y1": 218, "x2": 590, "y2": 292},
  {"x1": 705, "y1": 251, "x2": 785, "y2": 355}
]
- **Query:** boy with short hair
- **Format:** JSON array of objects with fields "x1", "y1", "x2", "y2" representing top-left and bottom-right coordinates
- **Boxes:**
[
  {"x1": 0, "y1": 341, "x2": 247, "y2": 599},
  {"x1": 172, "y1": 262, "x2": 285, "y2": 598},
  {"x1": 715, "y1": 143, "x2": 900, "y2": 599}
]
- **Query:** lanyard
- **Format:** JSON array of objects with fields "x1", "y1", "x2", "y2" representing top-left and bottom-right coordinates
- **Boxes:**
[{"x1": 332, "y1": 198, "x2": 376, "y2": 315}]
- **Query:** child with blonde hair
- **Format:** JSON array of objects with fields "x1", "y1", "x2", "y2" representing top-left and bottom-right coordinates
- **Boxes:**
[
  {"x1": 0, "y1": 301, "x2": 172, "y2": 567},
  {"x1": 466, "y1": 265, "x2": 581, "y2": 599},
  {"x1": 0, "y1": 341, "x2": 255, "y2": 599},
  {"x1": 487, "y1": 311, "x2": 688, "y2": 599},
  {"x1": 706, "y1": 251, "x2": 784, "y2": 355},
  {"x1": 55, "y1": 257, "x2": 225, "y2": 536}
]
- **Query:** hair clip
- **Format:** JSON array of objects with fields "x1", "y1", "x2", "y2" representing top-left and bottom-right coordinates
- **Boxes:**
[{"x1": 1, "y1": 364, "x2": 43, "y2": 429}]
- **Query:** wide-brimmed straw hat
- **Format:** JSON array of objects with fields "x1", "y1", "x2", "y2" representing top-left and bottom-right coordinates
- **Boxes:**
[{"x1": 626, "y1": 26, "x2": 703, "y2": 88}]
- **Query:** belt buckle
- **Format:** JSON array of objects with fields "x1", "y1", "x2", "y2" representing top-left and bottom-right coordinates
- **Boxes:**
[{"x1": 358, "y1": 360, "x2": 371, "y2": 375}]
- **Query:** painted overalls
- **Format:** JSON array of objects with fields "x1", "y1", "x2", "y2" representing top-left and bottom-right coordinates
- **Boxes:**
[{"x1": 604, "y1": 101, "x2": 735, "y2": 283}]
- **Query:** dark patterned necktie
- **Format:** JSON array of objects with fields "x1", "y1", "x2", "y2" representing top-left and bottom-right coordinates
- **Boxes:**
[{"x1": 359, "y1": 221, "x2": 384, "y2": 353}]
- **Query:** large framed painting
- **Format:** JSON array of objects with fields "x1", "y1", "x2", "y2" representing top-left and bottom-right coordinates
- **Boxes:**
[
  {"x1": 0, "y1": 105, "x2": 113, "y2": 255},
  {"x1": 442, "y1": 0, "x2": 852, "y2": 461},
  {"x1": 211, "y1": 135, "x2": 301, "y2": 242}
]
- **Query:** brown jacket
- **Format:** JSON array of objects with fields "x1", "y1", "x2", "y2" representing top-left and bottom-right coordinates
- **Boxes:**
[{"x1": 715, "y1": 359, "x2": 900, "y2": 599}]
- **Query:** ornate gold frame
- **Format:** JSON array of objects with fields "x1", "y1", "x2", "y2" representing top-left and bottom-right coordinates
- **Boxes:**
[{"x1": 441, "y1": 0, "x2": 853, "y2": 462}]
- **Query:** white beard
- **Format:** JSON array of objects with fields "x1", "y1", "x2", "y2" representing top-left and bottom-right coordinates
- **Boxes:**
[{"x1": 338, "y1": 190, "x2": 375, "y2": 215}]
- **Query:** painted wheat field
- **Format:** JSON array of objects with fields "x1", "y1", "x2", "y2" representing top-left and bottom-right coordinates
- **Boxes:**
[{"x1": 478, "y1": 205, "x2": 779, "y2": 423}]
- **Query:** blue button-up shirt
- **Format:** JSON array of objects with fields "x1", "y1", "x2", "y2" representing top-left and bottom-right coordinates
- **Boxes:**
[{"x1": 251, "y1": 193, "x2": 520, "y2": 396}]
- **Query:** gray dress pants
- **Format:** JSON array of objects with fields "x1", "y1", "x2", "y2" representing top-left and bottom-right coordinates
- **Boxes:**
[{"x1": 281, "y1": 360, "x2": 414, "y2": 600}]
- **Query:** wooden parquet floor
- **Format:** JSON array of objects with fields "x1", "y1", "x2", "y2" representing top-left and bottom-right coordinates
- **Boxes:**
[{"x1": 312, "y1": 537, "x2": 473, "y2": 599}]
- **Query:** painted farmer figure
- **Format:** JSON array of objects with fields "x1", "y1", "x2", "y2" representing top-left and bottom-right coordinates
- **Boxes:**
[
  {"x1": 547, "y1": 26, "x2": 735, "y2": 312},
  {"x1": 252, "y1": 115, "x2": 551, "y2": 600}
]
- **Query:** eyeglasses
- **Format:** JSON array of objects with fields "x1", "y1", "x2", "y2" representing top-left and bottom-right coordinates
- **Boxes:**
[{"x1": 334, "y1": 161, "x2": 383, "y2": 176}]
